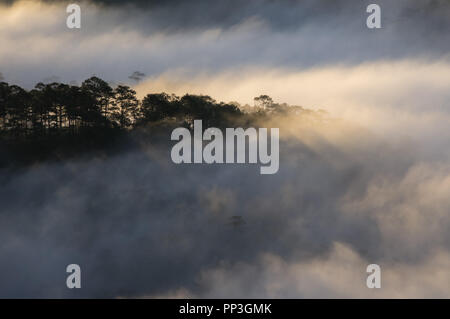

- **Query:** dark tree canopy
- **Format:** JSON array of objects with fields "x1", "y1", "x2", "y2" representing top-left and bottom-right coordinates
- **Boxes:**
[
  {"x1": 0, "y1": 76, "x2": 313, "y2": 143},
  {"x1": 0, "y1": 77, "x2": 246, "y2": 139}
]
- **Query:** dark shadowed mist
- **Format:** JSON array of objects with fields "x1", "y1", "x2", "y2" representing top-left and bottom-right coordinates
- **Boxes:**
[{"x1": 1, "y1": 114, "x2": 443, "y2": 298}]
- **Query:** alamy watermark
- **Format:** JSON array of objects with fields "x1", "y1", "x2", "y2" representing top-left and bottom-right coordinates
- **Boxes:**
[
  {"x1": 66, "y1": 4, "x2": 81, "y2": 29},
  {"x1": 366, "y1": 264, "x2": 381, "y2": 289},
  {"x1": 170, "y1": 120, "x2": 279, "y2": 175},
  {"x1": 366, "y1": 4, "x2": 381, "y2": 29},
  {"x1": 66, "y1": 264, "x2": 81, "y2": 289}
]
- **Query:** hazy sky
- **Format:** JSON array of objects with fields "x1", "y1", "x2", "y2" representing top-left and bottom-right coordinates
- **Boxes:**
[
  {"x1": 1, "y1": 0, "x2": 449, "y2": 89},
  {"x1": 0, "y1": 0, "x2": 450, "y2": 298}
]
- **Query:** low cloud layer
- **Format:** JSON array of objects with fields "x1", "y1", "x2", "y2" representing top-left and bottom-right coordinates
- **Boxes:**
[
  {"x1": 1, "y1": 106, "x2": 449, "y2": 297},
  {"x1": 162, "y1": 244, "x2": 450, "y2": 298},
  {"x1": 135, "y1": 59, "x2": 450, "y2": 154}
]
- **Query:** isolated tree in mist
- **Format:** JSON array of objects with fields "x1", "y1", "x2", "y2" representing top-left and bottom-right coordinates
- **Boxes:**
[
  {"x1": 254, "y1": 95, "x2": 274, "y2": 109},
  {"x1": 128, "y1": 71, "x2": 145, "y2": 83}
]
